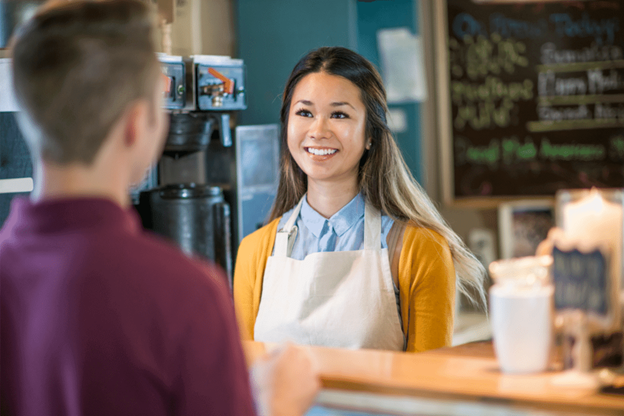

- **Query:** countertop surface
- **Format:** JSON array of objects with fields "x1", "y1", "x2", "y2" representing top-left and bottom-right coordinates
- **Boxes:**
[{"x1": 243, "y1": 340, "x2": 624, "y2": 415}]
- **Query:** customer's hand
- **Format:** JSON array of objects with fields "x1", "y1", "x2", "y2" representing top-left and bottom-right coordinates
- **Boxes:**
[{"x1": 250, "y1": 343, "x2": 320, "y2": 416}]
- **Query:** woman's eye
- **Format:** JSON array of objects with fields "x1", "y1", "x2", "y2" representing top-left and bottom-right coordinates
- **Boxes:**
[
  {"x1": 331, "y1": 112, "x2": 349, "y2": 119},
  {"x1": 295, "y1": 109, "x2": 312, "y2": 117}
]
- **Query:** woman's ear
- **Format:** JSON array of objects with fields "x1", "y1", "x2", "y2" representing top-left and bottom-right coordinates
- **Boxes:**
[{"x1": 366, "y1": 139, "x2": 372, "y2": 150}]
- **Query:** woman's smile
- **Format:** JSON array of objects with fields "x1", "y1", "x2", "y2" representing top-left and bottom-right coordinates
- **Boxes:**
[{"x1": 305, "y1": 147, "x2": 338, "y2": 157}]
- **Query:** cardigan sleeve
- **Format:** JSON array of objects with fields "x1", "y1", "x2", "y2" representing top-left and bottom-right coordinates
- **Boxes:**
[
  {"x1": 233, "y1": 218, "x2": 280, "y2": 340},
  {"x1": 398, "y1": 227, "x2": 456, "y2": 353}
]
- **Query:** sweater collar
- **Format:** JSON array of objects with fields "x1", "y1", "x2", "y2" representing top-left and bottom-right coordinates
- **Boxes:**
[{"x1": 4, "y1": 196, "x2": 140, "y2": 236}]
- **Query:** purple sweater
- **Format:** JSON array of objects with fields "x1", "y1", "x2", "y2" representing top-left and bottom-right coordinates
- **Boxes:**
[{"x1": 0, "y1": 197, "x2": 255, "y2": 416}]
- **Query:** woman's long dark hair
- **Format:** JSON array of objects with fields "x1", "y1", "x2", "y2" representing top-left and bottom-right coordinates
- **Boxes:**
[{"x1": 269, "y1": 46, "x2": 486, "y2": 304}]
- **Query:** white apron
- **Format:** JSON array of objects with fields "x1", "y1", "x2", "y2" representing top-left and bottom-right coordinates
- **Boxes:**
[{"x1": 254, "y1": 197, "x2": 405, "y2": 350}]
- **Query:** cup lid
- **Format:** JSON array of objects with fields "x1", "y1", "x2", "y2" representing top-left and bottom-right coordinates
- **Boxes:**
[{"x1": 489, "y1": 255, "x2": 552, "y2": 287}]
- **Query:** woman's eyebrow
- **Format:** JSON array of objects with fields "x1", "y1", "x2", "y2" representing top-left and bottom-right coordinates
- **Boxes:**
[
  {"x1": 295, "y1": 100, "x2": 313, "y2": 106},
  {"x1": 331, "y1": 101, "x2": 355, "y2": 110}
]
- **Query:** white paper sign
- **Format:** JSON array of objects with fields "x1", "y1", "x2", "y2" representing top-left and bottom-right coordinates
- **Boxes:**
[
  {"x1": 0, "y1": 178, "x2": 33, "y2": 194},
  {"x1": 0, "y1": 58, "x2": 20, "y2": 112},
  {"x1": 387, "y1": 108, "x2": 407, "y2": 133},
  {"x1": 377, "y1": 28, "x2": 427, "y2": 103}
]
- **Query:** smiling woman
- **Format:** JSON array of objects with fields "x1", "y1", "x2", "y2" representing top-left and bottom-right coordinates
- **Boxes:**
[{"x1": 233, "y1": 47, "x2": 487, "y2": 353}]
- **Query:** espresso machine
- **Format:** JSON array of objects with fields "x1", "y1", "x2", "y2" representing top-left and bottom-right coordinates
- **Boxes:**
[{"x1": 134, "y1": 54, "x2": 248, "y2": 287}]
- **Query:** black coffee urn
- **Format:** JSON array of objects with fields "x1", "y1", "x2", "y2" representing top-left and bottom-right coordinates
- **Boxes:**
[
  {"x1": 133, "y1": 55, "x2": 246, "y2": 288},
  {"x1": 146, "y1": 184, "x2": 232, "y2": 280}
]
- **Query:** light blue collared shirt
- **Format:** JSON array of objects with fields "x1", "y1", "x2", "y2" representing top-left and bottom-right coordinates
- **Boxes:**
[{"x1": 274, "y1": 193, "x2": 395, "y2": 259}]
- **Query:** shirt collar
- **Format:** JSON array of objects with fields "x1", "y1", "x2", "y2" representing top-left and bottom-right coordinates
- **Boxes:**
[
  {"x1": 5, "y1": 196, "x2": 140, "y2": 236},
  {"x1": 300, "y1": 193, "x2": 364, "y2": 238}
]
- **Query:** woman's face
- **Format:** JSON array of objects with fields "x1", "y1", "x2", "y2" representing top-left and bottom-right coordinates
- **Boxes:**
[{"x1": 287, "y1": 71, "x2": 369, "y2": 187}]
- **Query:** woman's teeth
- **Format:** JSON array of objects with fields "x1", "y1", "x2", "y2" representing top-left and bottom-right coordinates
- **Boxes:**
[{"x1": 307, "y1": 148, "x2": 337, "y2": 156}]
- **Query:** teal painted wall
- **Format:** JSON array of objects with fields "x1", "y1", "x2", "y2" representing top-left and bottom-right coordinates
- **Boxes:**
[
  {"x1": 357, "y1": 0, "x2": 423, "y2": 183},
  {"x1": 235, "y1": 0, "x2": 358, "y2": 126}
]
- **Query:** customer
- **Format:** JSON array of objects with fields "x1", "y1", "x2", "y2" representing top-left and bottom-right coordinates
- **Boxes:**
[
  {"x1": 0, "y1": 1, "x2": 318, "y2": 415},
  {"x1": 234, "y1": 47, "x2": 486, "y2": 353}
]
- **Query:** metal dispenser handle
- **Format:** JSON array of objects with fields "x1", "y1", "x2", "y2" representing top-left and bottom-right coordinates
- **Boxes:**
[{"x1": 219, "y1": 113, "x2": 232, "y2": 147}]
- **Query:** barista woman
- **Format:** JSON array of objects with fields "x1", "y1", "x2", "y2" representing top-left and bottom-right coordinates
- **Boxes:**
[{"x1": 234, "y1": 47, "x2": 485, "y2": 352}]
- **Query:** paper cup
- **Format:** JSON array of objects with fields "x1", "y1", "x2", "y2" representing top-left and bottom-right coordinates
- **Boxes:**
[{"x1": 490, "y1": 284, "x2": 554, "y2": 374}]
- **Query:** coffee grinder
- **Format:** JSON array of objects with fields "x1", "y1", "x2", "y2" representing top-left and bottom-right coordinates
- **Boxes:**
[{"x1": 134, "y1": 54, "x2": 247, "y2": 287}]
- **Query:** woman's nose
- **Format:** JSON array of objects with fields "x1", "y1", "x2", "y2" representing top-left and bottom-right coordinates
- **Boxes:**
[{"x1": 309, "y1": 116, "x2": 330, "y2": 140}]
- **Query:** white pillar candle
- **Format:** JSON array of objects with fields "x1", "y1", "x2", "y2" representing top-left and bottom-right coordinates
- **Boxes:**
[{"x1": 563, "y1": 189, "x2": 622, "y2": 247}]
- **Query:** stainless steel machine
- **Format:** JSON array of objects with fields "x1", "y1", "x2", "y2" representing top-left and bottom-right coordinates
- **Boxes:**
[
  {"x1": 133, "y1": 54, "x2": 247, "y2": 286},
  {"x1": 135, "y1": 54, "x2": 280, "y2": 288}
]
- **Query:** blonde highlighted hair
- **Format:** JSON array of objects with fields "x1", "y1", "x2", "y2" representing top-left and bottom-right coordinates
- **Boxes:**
[{"x1": 270, "y1": 46, "x2": 486, "y2": 307}]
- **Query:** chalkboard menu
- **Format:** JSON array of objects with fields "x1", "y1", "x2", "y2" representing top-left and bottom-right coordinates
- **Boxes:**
[{"x1": 441, "y1": 0, "x2": 624, "y2": 202}]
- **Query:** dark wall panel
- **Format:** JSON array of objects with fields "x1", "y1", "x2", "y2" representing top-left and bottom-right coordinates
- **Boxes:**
[{"x1": 0, "y1": 112, "x2": 32, "y2": 227}]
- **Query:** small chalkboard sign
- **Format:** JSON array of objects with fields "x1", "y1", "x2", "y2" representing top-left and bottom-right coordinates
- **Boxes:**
[
  {"x1": 436, "y1": 0, "x2": 624, "y2": 204},
  {"x1": 552, "y1": 245, "x2": 609, "y2": 315}
]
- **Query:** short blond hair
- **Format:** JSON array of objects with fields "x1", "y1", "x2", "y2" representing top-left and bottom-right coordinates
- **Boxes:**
[{"x1": 11, "y1": 0, "x2": 160, "y2": 164}]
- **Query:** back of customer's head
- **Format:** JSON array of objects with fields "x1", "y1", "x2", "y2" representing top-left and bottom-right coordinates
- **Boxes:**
[{"x1": 10, "y1": 0, "x2": 160, "y2": 165}]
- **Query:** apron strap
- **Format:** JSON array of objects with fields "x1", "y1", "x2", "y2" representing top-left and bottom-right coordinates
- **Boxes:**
[
  {"x1": 364, "y1": 203, "x2": 382, "y2": 251},
  {"x1": 274, "y1": 197, "x2": 305, "y2": 257}
]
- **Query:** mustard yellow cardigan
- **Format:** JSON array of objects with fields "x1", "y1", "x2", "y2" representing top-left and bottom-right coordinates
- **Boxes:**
[{"x1": 233, "y1": 218, "x2": 456, "y2": 353}]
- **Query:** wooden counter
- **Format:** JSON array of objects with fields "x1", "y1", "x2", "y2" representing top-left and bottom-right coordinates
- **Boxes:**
[{"x1": 243, "y1": 341, "x2": 624, "y2": 415}]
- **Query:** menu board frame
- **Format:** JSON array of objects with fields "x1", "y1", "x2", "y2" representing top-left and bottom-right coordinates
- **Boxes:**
[{"x1": 434, "y1": 0, "x2": 624, "y2": 207}]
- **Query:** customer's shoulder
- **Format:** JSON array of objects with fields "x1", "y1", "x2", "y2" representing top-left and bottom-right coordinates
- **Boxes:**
[
  {"x1": 112, "y1": 232, "x2": 234, "y2": 335},
  {"x1": 119, "y1": 230, "x2": 227, "y2": 291}
]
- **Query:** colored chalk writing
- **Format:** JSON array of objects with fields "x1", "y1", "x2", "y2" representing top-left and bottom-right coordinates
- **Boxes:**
[{"x1": 446, "y1": 0, "x2": 624, "y2": 198}]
